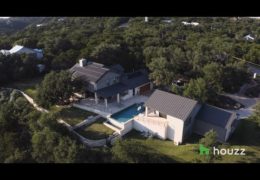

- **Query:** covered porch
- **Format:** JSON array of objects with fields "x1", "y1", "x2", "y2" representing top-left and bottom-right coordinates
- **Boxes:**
[
  {"x1": 94, "y1": 82, "x2": 132, "y2": 109},
  {"x1": 75, "y1": 95, "x2": 149, "y2": 116},
  {"x1": 144, "y1": 106, "x2": 168, "y2": 119}
]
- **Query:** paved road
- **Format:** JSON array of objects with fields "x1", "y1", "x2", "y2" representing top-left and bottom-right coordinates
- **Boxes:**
[
  {"x1": 225, "y1": 93, "x2": 259, "y2": 119},
  {"x1": 224, "y1": 80, "x2": 260, "y2": 119}
]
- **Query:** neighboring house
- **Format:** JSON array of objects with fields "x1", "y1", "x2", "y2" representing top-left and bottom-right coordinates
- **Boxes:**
[
  {"x1": 0, "y1": 45, "x2": 43, "y2": 59},
  {"x1": 37, "y1": 64, "x2": 46, "y2": 73},
  {"x1": 182, "y1": 21, "x2": 199, "y2": 26},
  {"x1": 118, "y1": 22, "x2": 129, "y2": 28},
  {"x1": 162, "y1": 19, "x2": 172, "y2": 24},
  {"x1": 0, "y1": 45, "x2": 44, "y2": 73},
  {"x1": 69, "y1": 59, "x2": 152, "y2": 107},
  {"x1": 161, "y1": 18, "x2": 173, "y2": 24},
  {"x1": 36, "y1": 24, "x2": 46, "y2": 27},
  {"x1": 246, "y1": 63, "x2": 260, "y2": 79},
  {"x1": 139, "y1": 90, "x2": 238, "y2": 145},
  {"x1": 244, "y1": 34, "x2": 255, "y2": 41}
]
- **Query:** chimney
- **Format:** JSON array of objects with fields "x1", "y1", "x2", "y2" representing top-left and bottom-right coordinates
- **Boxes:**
[{"x1": 79, "y1": 58, "x2": 87, "y2": 67}]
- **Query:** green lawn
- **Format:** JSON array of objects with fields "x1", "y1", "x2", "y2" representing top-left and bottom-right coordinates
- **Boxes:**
[
  {"x1": 220, "y1": 118, "x2": 260, "y2": 163},
  {"x1": 49, "y1": 105, "x2": 64, "y2": 113},
  {"x1": 75, "y1": 118, "x2": 114, "y2": 140},
  {"x1": 57, "y1": 107, "x2": 97, "y2": 126},
  {"x1": 123, "y1": 118, "x2": 260, "y2": 163},
  {"x1": 123, "y1": 130, "x2": 199, "y2": 162}
]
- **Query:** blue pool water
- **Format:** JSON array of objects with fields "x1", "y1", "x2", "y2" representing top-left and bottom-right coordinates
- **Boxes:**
[{"x1": 111, "y1": 103, "x2": 145, "y2": 123}]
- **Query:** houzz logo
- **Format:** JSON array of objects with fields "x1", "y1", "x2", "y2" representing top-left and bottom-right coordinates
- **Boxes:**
[
  {"x1": 200, "y1": 144, "x2": 210, "y2": 155},
  {"x1": 199, "y1": 144, "x2": 246, "y2": 156}
]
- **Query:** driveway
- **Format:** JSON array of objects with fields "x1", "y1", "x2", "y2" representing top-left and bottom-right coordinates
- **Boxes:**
[{"x1": 225, "y1": 93, "x2": 260, "y2": 119}]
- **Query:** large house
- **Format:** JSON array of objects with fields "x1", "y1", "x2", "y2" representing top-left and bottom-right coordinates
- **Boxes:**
[
  {"x1": 0, "y1": 45, "x2": 43, "y2": 59},
  {"x1": 69, "y1": 59, "x2": 152, "y2": 108},
  {"x1": 70, "y1": 59, "x2": 238, "y2": 145},
  {"x1": 140, "y1": 90, "x2": 238, "y2": 145},
  {"x1": 244, "y1": 34, "x2": 255, "y2": 41}
]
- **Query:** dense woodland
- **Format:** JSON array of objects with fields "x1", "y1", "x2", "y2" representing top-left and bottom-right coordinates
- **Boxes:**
[
  {"x1": 0, "y1": 88, "x2": 111, "y2": 163},
  {"x1": 0, "y1": 17, "x2": 260, "y2": 163},
  {"x1": 0, "y1": 17, "x2": 259, "y2": 91}
]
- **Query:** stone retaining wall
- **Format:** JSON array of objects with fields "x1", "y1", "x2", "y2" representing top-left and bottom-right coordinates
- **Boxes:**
[{"x1": 73, "y1": 115, "x2": 101, "y2": 130}]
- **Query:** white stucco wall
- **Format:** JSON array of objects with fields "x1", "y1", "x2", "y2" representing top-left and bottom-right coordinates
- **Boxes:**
[
  {"x1": 121, "y1": 89, "x2": 133, "y2": 100},
  {"x1": 166, "y1": 115, "x2": 184, "y2": 144},
  {"x1": 120, "y1": 120, "x2": 134, "y2": 136},
  {"x1": 133, "y1": 117, "x2": 167, "y2": 139},
  {"x1": 135, "y1": 87, "x2": 140, "y2": 95},
  {"x1": 155, "y1": 110, "x2": 160, "y2": 116}
]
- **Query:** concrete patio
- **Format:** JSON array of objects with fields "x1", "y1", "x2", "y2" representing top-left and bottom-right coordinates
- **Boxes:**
[{"x1": 73, "y1": 95, "x2": 149, "y2": 117}]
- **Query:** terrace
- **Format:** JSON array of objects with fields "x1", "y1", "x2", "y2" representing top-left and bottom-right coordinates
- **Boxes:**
[
  {"x1": 75, "y1": 117, "x2": 114, "y2": 140},
  {"x1": 57, "y1": 106, "x2": 97, "y2": 126},
  {"x1": 73, "y1": 95, "x2": 149, "y2": 117}
]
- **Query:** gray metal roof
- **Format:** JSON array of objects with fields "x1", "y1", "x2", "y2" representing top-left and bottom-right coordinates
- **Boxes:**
[
  {"x1": 96, "y1": 69, "x2": 150, "y2": 98},
  {"x1": 195, "y1": 104, "x2": 235, "y2": 128},
  {"x1": 110, "y1": 64, "x2": 124, "y2": 74},
  {"x1": 96, "y1": 83, "x2": 128, "y2": 98},
  {"x1": 122, "y1": 70, "x2": 150, "y2": 89},
  {"x1": 144, "y1": 89, "x2": 198, "y2": 120},
  {"x1": 69, "y1": 62, "x2": 111, "y2": 83}
]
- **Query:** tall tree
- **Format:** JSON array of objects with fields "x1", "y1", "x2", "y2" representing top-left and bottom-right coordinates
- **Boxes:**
[
  {"x1": 202, "y1": 62, "x2": 224, "y2": 93},
  {"x1": 148, "y1": 57, "x2": 174, "y2": 86},
  {"x1": 251, "y1": 102, "x2": 260, "y2": 127},
  {"x1": 36, "y1": 71, "x2": 73, "y2": 108},
  {"x1": 199, "y1": 129, "x2": 217, "y2": 147},
  {"x1": 183, "y1": 78, "x2": 209, "y2": 103}
]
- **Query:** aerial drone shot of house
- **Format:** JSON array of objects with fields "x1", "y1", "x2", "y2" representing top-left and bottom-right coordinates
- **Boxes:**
[{"x1": 69, "y1": 59, "x2": 239, "y2": 145}]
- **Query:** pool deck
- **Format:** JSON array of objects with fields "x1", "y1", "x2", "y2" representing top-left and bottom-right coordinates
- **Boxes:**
[{"x1": 73, "y1": 95, "x2": 149, "y2": 118}]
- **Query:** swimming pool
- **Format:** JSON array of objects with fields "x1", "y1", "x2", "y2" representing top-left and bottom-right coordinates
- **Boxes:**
[{"x1": 111, "y1": 103, "x2": 145, "y2": 123}]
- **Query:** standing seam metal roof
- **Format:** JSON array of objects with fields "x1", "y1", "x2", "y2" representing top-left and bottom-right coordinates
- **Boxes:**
[
  {"x1": 195, "y1": 104, "x2": 235, "y2": 128},
  {"x1": 144, "y1": 89, "x2": 198, "y2": 120},
  {"x1": 70, "y1": 63, "x2": 111, "y2": 82}
]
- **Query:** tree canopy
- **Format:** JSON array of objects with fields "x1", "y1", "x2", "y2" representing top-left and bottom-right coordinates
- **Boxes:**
[
  {"x1": 36, "y1": 70, "x2": 73, "y2": 108},
  {"x1": 183, "y1": 78, "x2": 209, "y2": 103}
]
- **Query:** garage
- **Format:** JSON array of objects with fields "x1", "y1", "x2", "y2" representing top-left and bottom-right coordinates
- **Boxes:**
[{"x1": 139, "y1": 83, "x2": 151, "y2": 95}]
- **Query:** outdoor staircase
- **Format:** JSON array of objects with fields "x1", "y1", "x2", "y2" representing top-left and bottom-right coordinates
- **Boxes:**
[{"x1": 103, "y1": 121, "x2": 122, "y2": 133}]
